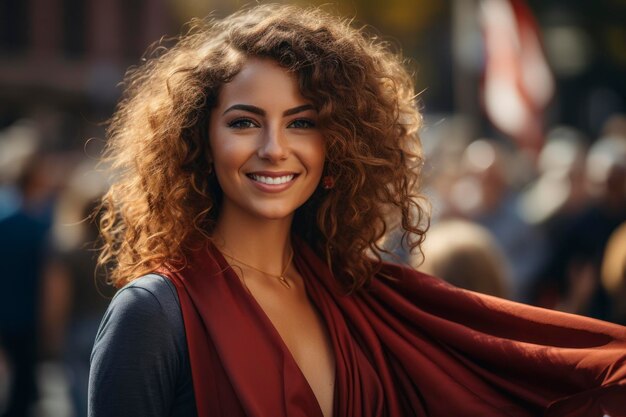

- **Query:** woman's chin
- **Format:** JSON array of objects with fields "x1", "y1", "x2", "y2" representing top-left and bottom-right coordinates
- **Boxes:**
[{"x1": 251, "y1": 208, "x2": 296, "y2": 221}]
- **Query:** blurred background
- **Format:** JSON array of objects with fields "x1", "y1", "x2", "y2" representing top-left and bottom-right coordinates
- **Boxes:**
[{"x1": 0, "y1": 0, "x2": 625, "y2": 416}]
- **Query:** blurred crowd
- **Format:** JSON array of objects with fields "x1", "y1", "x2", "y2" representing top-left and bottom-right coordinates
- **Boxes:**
[
  {"x1": 0, "y1": 119, "x2": 113, "y2": 417},
  {"x1": 417, "y1": 113, "x2": 626, "y2": 325}
]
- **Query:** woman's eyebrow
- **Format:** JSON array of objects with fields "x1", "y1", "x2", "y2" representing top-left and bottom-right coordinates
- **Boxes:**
[
  {"x1": 222, "y1": 103, "x2": 315, "y2": 116},
  {"x1": 223, "y1": 104, "x2": 264, "y2": 116},
  {"x1": 283, "y1": 104, "x2": 315, "y2": 116}
]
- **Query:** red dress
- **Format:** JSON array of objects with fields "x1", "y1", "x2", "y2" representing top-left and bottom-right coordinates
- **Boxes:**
[{"x1": 162, "y1": 240, "x2": 626, "y2": 417}]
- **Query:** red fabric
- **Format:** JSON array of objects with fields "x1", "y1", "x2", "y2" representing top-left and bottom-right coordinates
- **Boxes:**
[{"x1": 162, "y1": 240, "x2": 626, "y2": 417}]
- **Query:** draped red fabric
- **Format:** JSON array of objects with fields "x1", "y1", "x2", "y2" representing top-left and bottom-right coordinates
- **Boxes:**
[{"x1": 162, "y1": 240, "x2": 626, "y2": 417}]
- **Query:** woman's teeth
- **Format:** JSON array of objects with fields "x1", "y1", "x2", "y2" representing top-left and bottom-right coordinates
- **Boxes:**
[{"x1": 250, "y1": 174, "x2": 294, "y2": 185}]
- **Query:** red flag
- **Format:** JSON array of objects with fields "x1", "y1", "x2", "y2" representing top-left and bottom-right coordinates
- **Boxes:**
[{"x1": 480, "y1": 0, "x2": 554, "y2": 154}]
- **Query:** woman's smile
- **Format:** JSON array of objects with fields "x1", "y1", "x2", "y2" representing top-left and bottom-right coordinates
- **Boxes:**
[{"x1": 246, "y1": 171, "x2": 299, "y2": 192}]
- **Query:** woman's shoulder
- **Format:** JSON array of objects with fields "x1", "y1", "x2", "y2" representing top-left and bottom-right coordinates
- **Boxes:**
[
  {"x1": 113, "y1": 274, "x2": 181, "y2": 315},
  {"x1": 93, "y1": 274, "x2": 186, "y2": 357},
  {"x1": 89, "y1": 274, "x2": 196, "y2": 416}
]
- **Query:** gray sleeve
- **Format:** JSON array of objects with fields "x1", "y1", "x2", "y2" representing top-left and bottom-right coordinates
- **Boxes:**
[{"x1": 88, "y1": 275, "x2": 187, "y2": 417}]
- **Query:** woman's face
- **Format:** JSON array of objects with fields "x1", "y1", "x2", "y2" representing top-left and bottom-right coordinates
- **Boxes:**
[{"x1": 209, "y1": 58, "x2": 325, "y2": 222}]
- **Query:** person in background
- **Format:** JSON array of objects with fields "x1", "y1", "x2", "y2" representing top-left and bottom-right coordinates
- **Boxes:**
[
  {"x1": 41, "y1": 161, "x2": 113, "y2": 417},
  {"x1": 541, "y1": 135, "x2": 626, "y2": 320},
  {"x1": 447, "y1": 139, "x2": 549, "y2": 302},
  {"x1": 601, "y1": 222, "x2": 626, "y2": 325},
  {"x1": 521, "y1": 127, "x2": 590, "y2": 310},
  {"x1": 0, "y1": 154, "x2": 54, "y2": 417},
  {"x1": 418, "y1": 219, "x2": 511, "y2": 299}
]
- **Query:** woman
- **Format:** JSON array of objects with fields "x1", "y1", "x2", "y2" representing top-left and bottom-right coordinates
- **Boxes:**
[{"x1": 89, "y1": 4, "x2": 626, "y2": 417}]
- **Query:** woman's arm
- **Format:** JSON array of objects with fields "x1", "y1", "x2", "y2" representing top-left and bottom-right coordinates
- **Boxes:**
[{"x1": 88, "y1": 275, "x2": 191, "y2": 417}]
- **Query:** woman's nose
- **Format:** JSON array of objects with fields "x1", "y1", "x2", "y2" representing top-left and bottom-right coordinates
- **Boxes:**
[{"x1": 257, "y1": 127, "x2": 289, "y2": 161}]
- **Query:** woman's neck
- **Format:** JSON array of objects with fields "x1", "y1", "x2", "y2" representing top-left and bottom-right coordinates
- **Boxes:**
[{"x1": 212, "y1": 206, "x2": 294, "y2": 273}]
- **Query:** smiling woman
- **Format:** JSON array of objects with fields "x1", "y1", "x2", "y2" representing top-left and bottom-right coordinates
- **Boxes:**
[
  {"x1": 96, "y1": 4, "x2": 424, "y2": 293},
  {"x1": 88, "y1": 4, "x2": 626, "y2": 417}
]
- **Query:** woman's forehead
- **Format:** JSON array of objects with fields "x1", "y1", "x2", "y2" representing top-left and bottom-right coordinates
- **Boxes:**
[{"x1": 215, "y1": 58, "x2": 310, "y2": 110}]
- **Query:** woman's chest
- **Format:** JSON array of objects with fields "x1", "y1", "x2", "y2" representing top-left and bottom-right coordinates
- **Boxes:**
[{"x1": 249, "y1": 282, "x2": 336, "y2": 417}]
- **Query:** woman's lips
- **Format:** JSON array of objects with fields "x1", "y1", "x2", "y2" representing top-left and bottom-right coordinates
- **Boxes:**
[{"x1": 246, "y1": 172, "x2": 299, "y2": 193}]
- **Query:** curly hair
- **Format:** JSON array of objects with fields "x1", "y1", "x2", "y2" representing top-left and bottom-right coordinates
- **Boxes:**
[{"x1": 98, "y1": 4, "x2": 428, "y2": 291}]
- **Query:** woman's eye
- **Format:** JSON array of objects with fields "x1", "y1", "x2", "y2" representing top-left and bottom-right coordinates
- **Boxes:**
[
  {"x1": 227, "y1": 118, "x2": 258, "y2": 129},
  {"x1": 289, "y1": 119, "x2": 316, "y2": 129}
]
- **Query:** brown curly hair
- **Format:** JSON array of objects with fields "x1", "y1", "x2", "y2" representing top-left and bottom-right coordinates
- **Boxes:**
[{"x1": 98, "y1": 4, "x2": 428, "y2": 291}]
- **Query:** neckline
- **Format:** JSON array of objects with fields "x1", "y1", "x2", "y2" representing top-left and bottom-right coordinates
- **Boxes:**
[{"x1": 210, "y1": 242, "x2": 338, "y2": 417}]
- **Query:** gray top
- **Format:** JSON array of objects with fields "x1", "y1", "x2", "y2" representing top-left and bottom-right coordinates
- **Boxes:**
[{"x1": 88, "y1": 274, "x2": 197, "y2": 417}]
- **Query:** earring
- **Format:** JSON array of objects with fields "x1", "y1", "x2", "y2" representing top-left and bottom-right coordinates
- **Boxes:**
[{"x1": 322, "y1": 175, "x2": 335, "y2": 190}]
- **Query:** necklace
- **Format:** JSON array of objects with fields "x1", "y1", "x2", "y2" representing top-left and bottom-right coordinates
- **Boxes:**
[{"x1": 223, "y1": 248, "x2": 294, "y2": 289}]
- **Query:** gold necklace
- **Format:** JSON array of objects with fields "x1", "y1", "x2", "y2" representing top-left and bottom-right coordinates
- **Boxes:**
[{"x1": 223, "y1": 248, "x2": 294, "y2": 289}]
